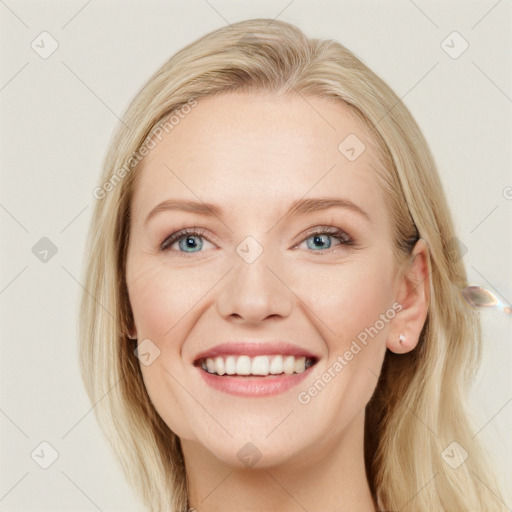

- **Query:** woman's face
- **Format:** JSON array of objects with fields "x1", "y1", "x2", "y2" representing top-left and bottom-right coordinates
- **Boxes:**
[{"x1": 126, "y1": 92, "x2": 405, "y2": 468}]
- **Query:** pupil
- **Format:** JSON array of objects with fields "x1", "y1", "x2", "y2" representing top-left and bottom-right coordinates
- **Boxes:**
[
  {"x1": 180, "y1": 235, "x2": 202, "y2": 252},
  {"x1": 313, "y1": 235, "x2": 331, "y2": 249},
  {"x1": 315, "y1": 236, "x2": 323, "y2": 246}
]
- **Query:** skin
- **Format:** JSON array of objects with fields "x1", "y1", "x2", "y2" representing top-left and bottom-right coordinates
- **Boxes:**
[{"x1": 126, "y1": 92, "x2": 430, "y2": 512}]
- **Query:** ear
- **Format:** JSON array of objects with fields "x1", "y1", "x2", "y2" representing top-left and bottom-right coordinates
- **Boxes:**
[
  {"x1": 124, "y1": 323, "x2": 138, "y2": 340},
  {"x1": 387, "y1": 238, "x2": 431, "y2": 354}
]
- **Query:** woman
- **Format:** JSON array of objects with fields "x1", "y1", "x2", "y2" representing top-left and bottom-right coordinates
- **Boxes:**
[{"x1": 79, "y1": 18, "x2": 507, "y2": 511}]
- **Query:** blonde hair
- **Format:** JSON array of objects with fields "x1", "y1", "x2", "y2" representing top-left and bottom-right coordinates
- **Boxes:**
[{"x1": 79, "y1": 18, "x2": 508, "y2": 511}]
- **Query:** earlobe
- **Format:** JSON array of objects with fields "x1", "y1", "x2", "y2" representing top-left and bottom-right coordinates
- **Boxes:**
[
  {"x1": 389, "y1": 332, "x2": 409, "y2": 354},
  {"x1": 387, "y1": 238, "x2": 431, "y2": 354},
  {"x1": 124, "y1": 326, "x2": 138, "y2": 340}
]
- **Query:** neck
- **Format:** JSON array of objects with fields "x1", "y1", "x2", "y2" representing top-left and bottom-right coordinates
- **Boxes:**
[{"x1": 181, "y1": 410, "x2": 376, "y2": 512}]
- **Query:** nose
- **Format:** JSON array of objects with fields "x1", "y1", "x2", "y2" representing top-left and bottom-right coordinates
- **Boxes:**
[{"x1": 216, "y1": 249, "x2": 293, "y2": 324}]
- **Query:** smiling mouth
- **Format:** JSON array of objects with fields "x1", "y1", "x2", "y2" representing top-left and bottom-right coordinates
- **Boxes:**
[{"x1": 195, "y1": 354, "x2": 318, "y2": 377}]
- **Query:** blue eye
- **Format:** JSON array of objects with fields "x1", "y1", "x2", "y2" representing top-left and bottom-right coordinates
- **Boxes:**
[
  {"x1": 160, "y1": 229, "x2": 210, "y2": 252},
  {"x1": 160, "y1": 226, "x2": 353, "y2": 254},
  {"x1": 301, "y1": 227, "x2": 353, "y2": 253},
  {"x1": 178, "y1": 235, "x2": 203, "y2": 252},
  {"x1": 307, "y1": 233, "x2": 332, "y2": 250}
]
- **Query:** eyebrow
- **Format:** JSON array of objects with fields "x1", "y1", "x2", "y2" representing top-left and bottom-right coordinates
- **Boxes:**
[{"x1": 144, "y1": 197, "x2": 371, "y2": 225}]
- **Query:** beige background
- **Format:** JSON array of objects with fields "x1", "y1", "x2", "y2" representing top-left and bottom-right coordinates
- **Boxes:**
[{"x1": 1, "y1": 0, "x2": 511, "y2": 510}]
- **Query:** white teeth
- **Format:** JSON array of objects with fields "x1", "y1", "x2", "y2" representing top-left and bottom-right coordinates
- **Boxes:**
[
  {"x1": 201, "y1": 355, "x2": 313, "y2": 376},
  {"x1": 225, "y1": 356, "x2": 236, "y2": 375},
  {"x1": 214, "y1": 356, "x2": 225, "y2": 376},
  {"x1": 251, "y1": 355, "x2": 270, "y2": 375},
  {"x1": 269, "y1": 355, "x2": 283, "y2": 374},
  {"x1": 283, "y1": 355, "x2": 295, "y2": 375},
  {"x1": 206, "y1": 358, "x2": 215, "y2": 373},
  {"x1": 236, "y1": 355, "x2": 251, "y2": 375}
]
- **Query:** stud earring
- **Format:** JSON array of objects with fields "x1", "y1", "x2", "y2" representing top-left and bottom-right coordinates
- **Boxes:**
[
  {"x1": 398, "y1": 334, "x2": 406, "y2": 345},
  {"x1": 126, "y1": 332, "x2": 137, "y2": 340}
]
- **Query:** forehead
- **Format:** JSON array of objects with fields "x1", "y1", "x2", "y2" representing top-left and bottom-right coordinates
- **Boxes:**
[{"x1": 131, "y1": 92, "x2": 386, "y2": 225}]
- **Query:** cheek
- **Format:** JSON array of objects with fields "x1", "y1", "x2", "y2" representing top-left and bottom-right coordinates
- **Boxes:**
[
  {"x1": 304, "y1": 258, "x2": 394, "y2": 392},
  {"x1": 127, "y1": 260, "x2": 214, "y2": 341},
  {"x1": 296, "y1": 263, "x2": 394, "y2": 424},
  {"x1": 288, "y1": 257, "x2": 396, "y2": 437},
  {"x1": 299, "y1": 258, "x2": 395, "y2": 345},
  {"x1": 127, "y1": 260, "x2": 214, "y2": 439}
]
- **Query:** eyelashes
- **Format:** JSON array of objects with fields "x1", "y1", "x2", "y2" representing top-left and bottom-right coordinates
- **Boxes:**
[
  {"x1": 159, "y1": 226, "x2": 355, "y2": 255},
  {"x1": 160, "y1": 228, "x2": 209, "y2": 252}
]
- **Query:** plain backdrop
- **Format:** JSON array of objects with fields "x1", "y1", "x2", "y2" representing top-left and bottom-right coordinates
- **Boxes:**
[{"x1": 1, "y1": 1, "x2": 511, "y2": 510}]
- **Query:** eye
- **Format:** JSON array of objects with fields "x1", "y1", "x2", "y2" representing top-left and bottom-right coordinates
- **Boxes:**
[
  {"x1": 296, "y1": 226, "x2": 354, "y2": 253},
  {"x1": 160, "y1": 226, "x2": 355, "y2": 255},
  {"x1": 160, "y1": 228, "x2": 214, "y2": 253}
]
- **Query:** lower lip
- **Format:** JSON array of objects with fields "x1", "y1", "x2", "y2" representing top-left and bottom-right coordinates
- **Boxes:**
[{"x1": 195, "y1": 365, "x2": 315, "y2": 397}]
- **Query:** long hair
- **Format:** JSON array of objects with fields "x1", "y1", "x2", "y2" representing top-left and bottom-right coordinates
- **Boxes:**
[{"x1": 79, "y1": 18, "x2": 508, "y2": 511}]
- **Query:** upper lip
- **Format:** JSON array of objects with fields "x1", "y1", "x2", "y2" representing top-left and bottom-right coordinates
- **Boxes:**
[{"x1": 193, "y1": 341, "x2": 319, "y2": 364}]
